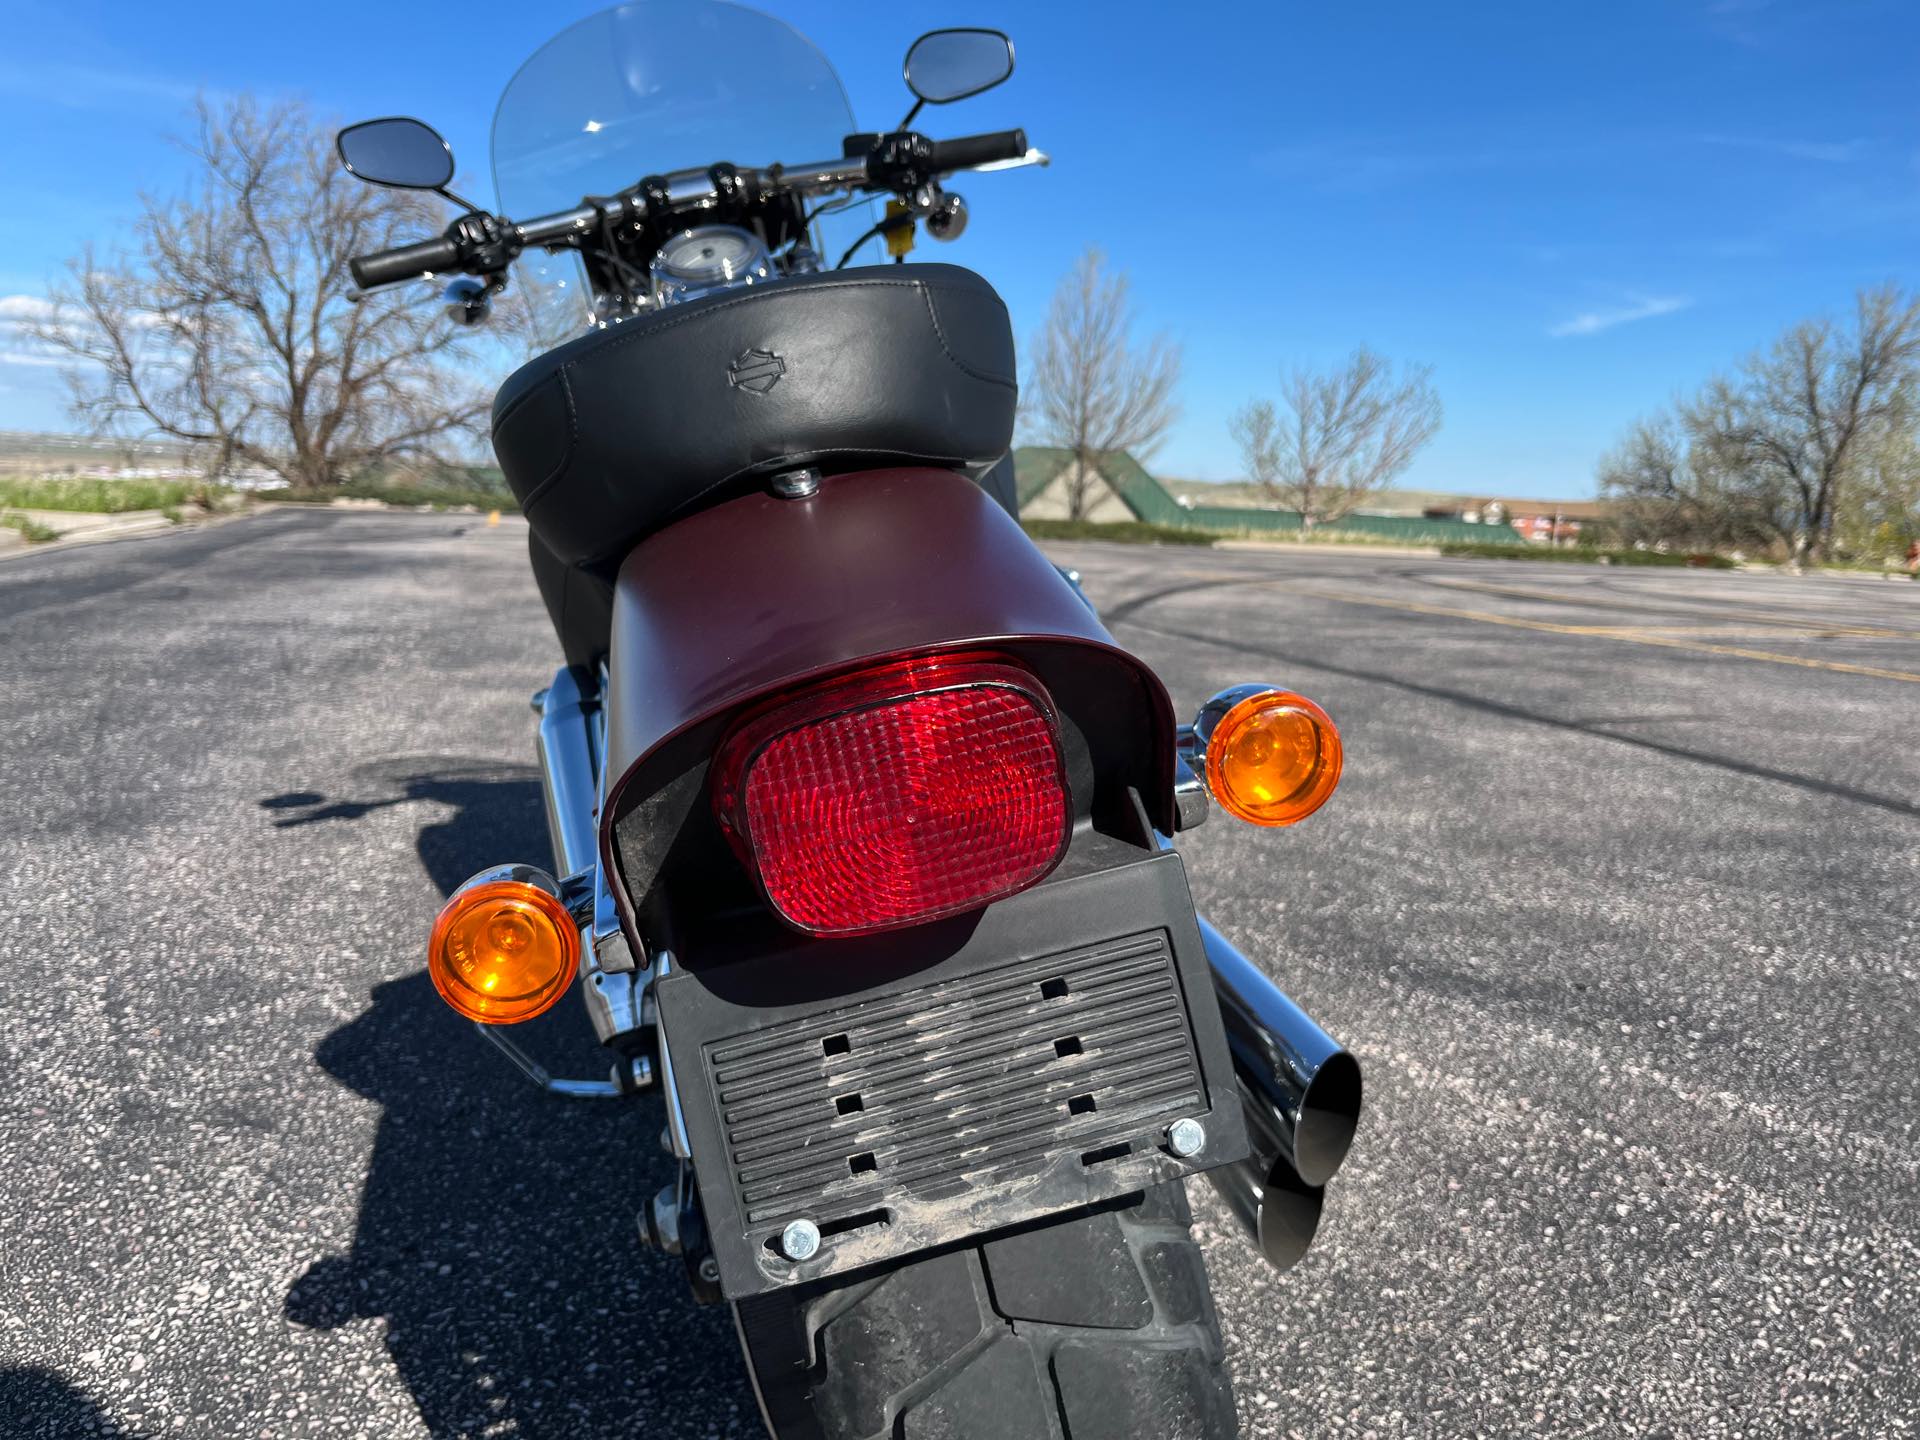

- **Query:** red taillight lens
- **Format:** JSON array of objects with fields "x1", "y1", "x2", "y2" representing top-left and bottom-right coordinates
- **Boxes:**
[{"x1": 713, "y1": 656, "x2": 1072, "y2": 936}]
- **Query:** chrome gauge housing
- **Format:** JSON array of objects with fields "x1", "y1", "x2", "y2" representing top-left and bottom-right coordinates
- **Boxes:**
[{"x1": 650, "y1": 225, "x2": 775, "y2": 306}]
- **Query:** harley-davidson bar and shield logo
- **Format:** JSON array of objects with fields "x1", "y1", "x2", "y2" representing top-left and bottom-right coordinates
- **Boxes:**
[{"x1": 727, "y1": 347, "x2": 786, "y2": 395}]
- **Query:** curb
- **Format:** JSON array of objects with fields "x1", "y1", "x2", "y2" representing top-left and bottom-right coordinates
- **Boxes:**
[
  {"x1": 0, "y1": 505, "x2": 260, "y2": 562},
  {"x1": 1212, "y1": 539, "x2": 1443, "y2": 559}
]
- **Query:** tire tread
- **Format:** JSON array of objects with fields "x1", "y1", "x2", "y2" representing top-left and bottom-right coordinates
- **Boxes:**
[{"x1": 743, "y1": 1184, "x2": 1234, "y2": 1440}]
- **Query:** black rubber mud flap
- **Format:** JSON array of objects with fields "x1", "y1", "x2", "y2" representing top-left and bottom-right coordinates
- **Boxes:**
[{"x1": 736, "y1": 1182, "x2": 1235, "y2": 1440}]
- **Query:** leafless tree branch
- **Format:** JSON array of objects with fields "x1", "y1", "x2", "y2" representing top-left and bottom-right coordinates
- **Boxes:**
[
  {"x1": 1025, "y1": 249, "x2": 1183, "y2": 519},
  {"x1": 29, "y1": 94, "x2": 506, "y2": 489},
  {"x1": 1230, "y1": 347, "x2": 1442, "y2": 527},
  {"x1": 1601, "y1": 285, "x2": 1920, "y2": 563}
]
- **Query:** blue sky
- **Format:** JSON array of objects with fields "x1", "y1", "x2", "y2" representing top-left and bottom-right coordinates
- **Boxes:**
[{"x1": 1, "y1": 0, "x2": 1916, "y2": 495}]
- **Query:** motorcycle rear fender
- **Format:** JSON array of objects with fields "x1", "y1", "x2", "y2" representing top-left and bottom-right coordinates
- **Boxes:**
[{"x1": 598, "y1": 466, "x2": 1178, "y2": 934}]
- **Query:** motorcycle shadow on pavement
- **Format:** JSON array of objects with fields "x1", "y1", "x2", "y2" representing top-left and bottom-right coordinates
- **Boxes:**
[
  {"x1": 269, "y1": 762, "x2": 748, "y2": 1438},
  {"x1": 0, "y1": 1368, "x2": 148, "y2": 1439}
]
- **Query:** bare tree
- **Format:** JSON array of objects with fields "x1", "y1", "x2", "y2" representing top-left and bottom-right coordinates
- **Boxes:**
[
  {"x1": 1599, "y1": 286, "x2": 1920, "y2": 564},
  {"x1": 1229, "y1": 348, "x2": 1441, "y2": 529},
  {"x1": 1597, "y1": 411, "x2": 1774, "y2": 552},
  {"x1": 1026, "y1": 249, "x2": 1182, "y2": 519},
  {"x1": 1835, "y1": 423, "x2": 1920, "y2": 559},
  {"x1": 33, "y1": 97, "x2": 501, "y2": 491},
  {"x1": 1694, "y1": 285, "x2": 1920, "y2": 564}
]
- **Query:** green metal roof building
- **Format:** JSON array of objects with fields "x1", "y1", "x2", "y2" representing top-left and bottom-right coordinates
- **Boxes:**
[{"x1": 1013, "y1": 447, "x2": 1523, "y2": 546}]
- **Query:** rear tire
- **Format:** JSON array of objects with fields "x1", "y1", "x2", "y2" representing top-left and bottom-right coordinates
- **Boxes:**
[{"x1": 733, "y1": 1182, "x2": 1235, "y2": 1440}]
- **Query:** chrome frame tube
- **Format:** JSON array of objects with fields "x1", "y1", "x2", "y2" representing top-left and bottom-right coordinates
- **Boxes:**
[
  {"x1": 536, "y1": 667, "x2": 603, "y2": 882},
  {"x1": 472, "y1": 1023, "x2": 624, "y2": 1099},
  {"x1": 532, "y1": 668, "x2": 670, "y2": 1082}
]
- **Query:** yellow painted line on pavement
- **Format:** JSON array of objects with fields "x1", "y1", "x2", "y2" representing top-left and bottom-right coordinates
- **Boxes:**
[
  {"x1": 1422, "y1": 575, "x2": 1920, "y2": 640},
  {"x1": 1288, "y1": 587, "x2": 1920, "y2": 685},
  {"x1": 1584, "y1": 625, "x2": 1891, "y2": 639}
]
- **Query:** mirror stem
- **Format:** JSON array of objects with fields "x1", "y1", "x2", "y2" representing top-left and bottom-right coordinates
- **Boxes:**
[
  {"x1": 898, "y1": 98, "x2": 925, "y2": 130},
  {"x1": 436, "y1": 186, "x2": 488, "y2": 218}
]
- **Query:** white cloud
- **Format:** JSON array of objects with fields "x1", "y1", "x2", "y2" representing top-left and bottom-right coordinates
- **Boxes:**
[
  {"x1": 1780, "y1": 140, "x2": 1861, "y2": 164},
  {"x1": 1699, "y1": 133, "x2": 1863, "y2": 164},
  {"x1": 0, "y1": 60, "x2": 221, "y2": 112},
  {"x1": 1549, "y1": 294, "x2": 1694, "y2": 338},
  {"x1": 0, "y1": 293, "x2": 88, "y2": 372},
  {"x1": 0, "y1": 296, "x2": 64, "y2": 322}
]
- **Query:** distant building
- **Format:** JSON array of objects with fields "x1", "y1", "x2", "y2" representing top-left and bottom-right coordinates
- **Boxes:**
[
  {"x1": 1018, "y1": 454, "x2": 1137, "y2": 522},
  {"x1": 1421, "y1": 496, "x2": 1613, "y2": 545},
  {"x1": 1013, "y1": 449, "x2": 1528, "y2": 545}
]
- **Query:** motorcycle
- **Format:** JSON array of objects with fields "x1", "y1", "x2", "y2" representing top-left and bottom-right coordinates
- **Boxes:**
[{"x1": 335, "y1": 4, "x2": 1363, "y2": 1435}]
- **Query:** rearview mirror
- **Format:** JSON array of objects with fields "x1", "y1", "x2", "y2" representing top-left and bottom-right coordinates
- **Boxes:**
[
  {"x1": 336, "y1": 117, "x2": 455, "y2": 191},
  {"x1": 904, "y1": 29, "x2": 1014, "y2": 105}
]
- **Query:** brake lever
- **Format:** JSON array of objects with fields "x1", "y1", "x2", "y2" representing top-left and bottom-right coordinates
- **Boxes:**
[
  {"x1": 343, "y1": 278, "x2": 429, "y2": 303},
  {"x1": 968, "y1": 148, "x2": 1051, "y2": 173}
]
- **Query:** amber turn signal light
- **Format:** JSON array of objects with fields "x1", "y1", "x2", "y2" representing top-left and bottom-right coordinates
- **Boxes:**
[
  {"x1": 427, "y1": 874, "x2": 579, "y2": 1024},
  {"x1": 1203, "y1": 689, "x2": 1343, "y2": 828}
]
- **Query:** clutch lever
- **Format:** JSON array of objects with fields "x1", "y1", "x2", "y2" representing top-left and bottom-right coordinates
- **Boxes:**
[{"x1": 967, "y1": 148, "x2": 1051, "y2": 173}]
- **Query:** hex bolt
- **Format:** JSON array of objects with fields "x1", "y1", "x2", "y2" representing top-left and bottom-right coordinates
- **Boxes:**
[
  {"x1": 1167, "y1": 1117, "x2": 1207, "y2": 1159},
  {"x1": 698, "y1": 1256, "x2": 721, "y2": 1284},
  {"x1": 770, "y1": 467, "x2": 821, "y2": 499},
  {"x1": 780, "y1": 1218, "x2": 822, "y2": 1261},
  {"x1": 646, "y1": 1187, "x2": 682, "y2": 1255}
]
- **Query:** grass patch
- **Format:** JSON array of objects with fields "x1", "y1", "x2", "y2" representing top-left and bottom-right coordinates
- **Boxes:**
[
  {"x1": 1213, "y1": 526, "x2": 1487, "y2": 548},
  {"x1": 2, "y1": 512, "x2": 61, "y2": 543},
  {"x1": 1439, "y1": 541, "x2": 1736, "y2": 569},
  {"x1": 1021, "y1": 518, "x2": 1222, "y2": 545},
  {"x1": 258, "y1": 480, "x2": 512, "y2": 511},
  {"x1": 1814, "y1": 558, "x2": 1918, "y2": 576},
  {"x1": 1021, "y1": 518, "x2": 1482, "y2": 549},
  {"x1": 0, "y1": 475, "x2": 214, "y2": 513}
]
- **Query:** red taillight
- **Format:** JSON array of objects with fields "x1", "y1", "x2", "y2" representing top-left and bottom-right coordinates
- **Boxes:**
[{"x1": 712, "y1": 656, "x2": 1072, "y2": 936}]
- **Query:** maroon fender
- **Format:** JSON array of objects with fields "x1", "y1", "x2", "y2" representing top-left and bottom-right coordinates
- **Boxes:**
[{"x1": 598, "y1": 467, "x2": 1176, "y2": 924}]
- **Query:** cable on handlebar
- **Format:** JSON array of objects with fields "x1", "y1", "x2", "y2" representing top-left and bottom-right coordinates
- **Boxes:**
[{"x1": 834, "y1": 211, "x2": 916, "y2": 270}]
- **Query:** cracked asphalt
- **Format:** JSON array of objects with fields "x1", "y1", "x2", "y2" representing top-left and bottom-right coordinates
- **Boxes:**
[{"x1": 1, "y1": 509, "x2": 1914, "y2": 1438}]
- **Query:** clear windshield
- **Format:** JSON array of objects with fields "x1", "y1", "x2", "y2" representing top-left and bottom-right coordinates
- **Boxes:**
[{"x1": 492, "y1": 1, "x2": 867, "y2": 341}]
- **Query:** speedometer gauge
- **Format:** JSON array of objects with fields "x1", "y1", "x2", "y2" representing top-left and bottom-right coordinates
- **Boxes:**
[{"x1": 651, "y1": 226, "x2": 775, "y2": 305}]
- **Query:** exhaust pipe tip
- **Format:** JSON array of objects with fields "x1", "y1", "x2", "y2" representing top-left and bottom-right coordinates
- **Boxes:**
[
  {"x1": 1292, "y1": 1048, "x2": 1363, "y2": 1188},
  {"x1": 1206, "y1": 1156, "x2": 1325, "y2": 1273},
  {"x1": 1197, "y1": 915, "x2": 1363, "y2": 1271},
  {"x1": 1251, "y1": 1162, "x2": 1324, "y2": 1272}
]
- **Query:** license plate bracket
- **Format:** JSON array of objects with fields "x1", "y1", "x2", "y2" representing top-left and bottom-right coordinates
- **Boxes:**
[{"x1": 654, "y1": 841, "x2": 1248, "y2": 1299}]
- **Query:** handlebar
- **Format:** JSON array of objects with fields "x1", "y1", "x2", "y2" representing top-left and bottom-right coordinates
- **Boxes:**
[
  {"x1": 925, "y1": 129, "x2": 1027, "y2": 172},
  {"x1": 350, "y1": 234, "x2": 465, "y2": 290},
  {"x1": 347, "y1": 128, "x2": 1029, "y2": 291}
]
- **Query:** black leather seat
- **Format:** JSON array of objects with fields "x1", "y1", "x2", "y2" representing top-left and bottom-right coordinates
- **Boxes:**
[{"x1": 492, "y1": 263, "x2": 1018, "y2": 571}]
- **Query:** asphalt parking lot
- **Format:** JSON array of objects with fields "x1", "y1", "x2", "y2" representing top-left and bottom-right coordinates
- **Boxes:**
[{"x1": 2, "y1": 510, "x2": 1915, "y2": 1438}]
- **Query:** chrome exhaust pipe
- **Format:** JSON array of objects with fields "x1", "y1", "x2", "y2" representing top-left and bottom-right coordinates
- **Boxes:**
[
  {"x1": 536, "y1": 667, "x2": 603, "y2": 879},
  {"x1": 1199, "y1": 918, "x2": 1363, "y2": 1271},
  {"x1": 1205, "y1": 1141, "x2": 1325, "y2": 1272}
]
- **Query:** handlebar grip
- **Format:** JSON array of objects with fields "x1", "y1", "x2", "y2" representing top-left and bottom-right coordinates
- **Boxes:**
[
  {"x1": 925, "y1": 129, "x2": 1028, "y2": 173},
  {"x1": 350, "y1": 235, "x2": 465, "y2": 290}
]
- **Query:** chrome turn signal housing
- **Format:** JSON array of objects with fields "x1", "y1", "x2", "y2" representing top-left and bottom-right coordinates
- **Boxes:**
[{"x1": 1180, "y1": 685, "x2": 1344, "y2": 828}]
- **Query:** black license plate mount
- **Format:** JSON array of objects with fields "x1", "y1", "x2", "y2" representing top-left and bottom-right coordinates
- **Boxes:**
[{"x1": 654, "y1": 843, "x2": 1248, "y2": 1299}]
